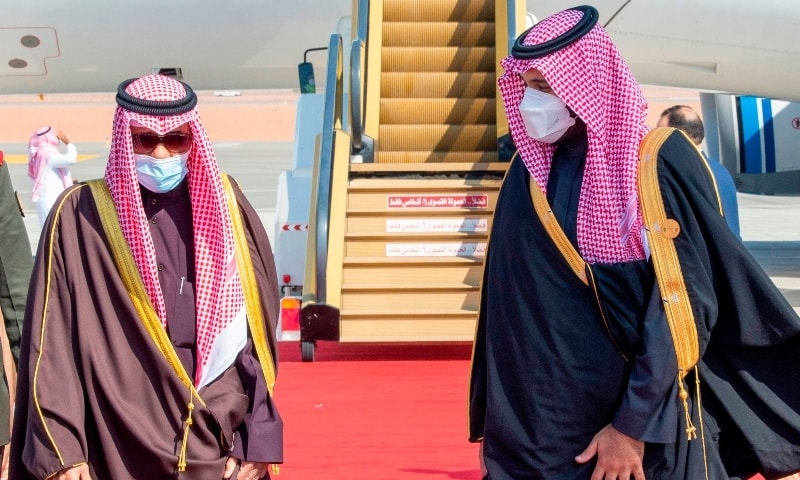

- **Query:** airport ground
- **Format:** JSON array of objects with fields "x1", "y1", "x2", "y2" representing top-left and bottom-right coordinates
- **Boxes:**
[
  {"x1": 2, "y1": 85, "x2": 798, "y2": 312},
  {"x1": 1, "y1": 86, "x2": 799, "y2": 478}
]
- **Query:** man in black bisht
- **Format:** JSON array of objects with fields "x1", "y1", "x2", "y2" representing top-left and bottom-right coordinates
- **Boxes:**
[{"x1": 469, "y1": 5, "x2": 800, "y2": 479}]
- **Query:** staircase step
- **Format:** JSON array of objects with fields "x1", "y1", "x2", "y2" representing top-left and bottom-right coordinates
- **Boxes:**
[
  {"x1": 343, "y1": 283, "x2": 478, "y2": 291},
  {"x1": 382, "y1": 46, "x2": 496, "y2": 73},
  {"x1": 380, "y1": 98, "x2": 495, "y2": 125},
  {"x1": 344, "y1": 239, "x2": 487, "y2": 258},
  {"x1": 369, "y1": 152, "x2": 503, "y2": 165},
  {"x1": 341, "y1": 289, "x2": 480, "y2": 312},
  {"x1": 347, "y1": 188, "x2": 499, "y2": 212},
  {"x1": 339, "y1": 316, "x2": 477, "y2": 342},
  {"x1": 383, "y1": 0, "x2": 494, "y2": 23},
  {"x1": 345, "y1": 214, "x2": 492, "y2": 238},
  {"x1": 379, "y1": 124, "x2": 497, "y2": 151},
  {"x1": 342, "y1": 262, "x2": 485, "y2": 286},
  {"x1": 381, "y1": 72, "x2": 496, "y2": 98},
  {"x1": 346, "y1": 176, "x2": 503, "y2": 189},
  {"x1": 382, "y1": 22, "x2": 495, "y2": 47}
]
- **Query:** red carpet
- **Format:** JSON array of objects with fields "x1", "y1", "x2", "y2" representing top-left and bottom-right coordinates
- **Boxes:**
[
  {"x1": 273, "y1": 341, "x2": 481, "y2": 480},
  {"x1": 272, "y1": 341, "x2": 792, "y2": 480}
]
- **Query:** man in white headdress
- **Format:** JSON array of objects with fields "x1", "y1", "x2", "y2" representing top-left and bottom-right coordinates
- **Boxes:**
[{"x1": 27, "y1": 127, "x2": 77, "y2": 229}]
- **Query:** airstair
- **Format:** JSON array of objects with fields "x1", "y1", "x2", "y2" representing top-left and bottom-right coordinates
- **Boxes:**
[{"x1": 298, "y1": 0, "x2": 526, "y2": 360}]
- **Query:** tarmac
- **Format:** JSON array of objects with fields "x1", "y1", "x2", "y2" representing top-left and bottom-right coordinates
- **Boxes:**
[{"x1": 1, "y1": 86, "x2": 798, "y2": 313}]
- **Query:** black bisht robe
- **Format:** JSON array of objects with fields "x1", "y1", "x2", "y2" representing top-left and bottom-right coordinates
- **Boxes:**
[{"x1": 469, "y1": 130, "x2": 800, "y2": 479}]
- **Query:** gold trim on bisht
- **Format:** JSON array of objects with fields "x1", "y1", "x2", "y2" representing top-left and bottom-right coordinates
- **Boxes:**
[
  {"x1": 528, "y1": 175, "x2": 630, "y2": 363},
  {"x1": 529, "y1": 177, "x2": 588, "y2": 285},
  {"x1": 221, "y1": 174, "x2": 277, "y2": 395},
  {"x1": 90, "y1": 176, "x2": 280, "y2": 471},
  {"x1": 87, "y1": 179, "x2": 204, "y2": 471},
  {"x1": 637, "y1": 127, "x2": 702, "y2": 442}
]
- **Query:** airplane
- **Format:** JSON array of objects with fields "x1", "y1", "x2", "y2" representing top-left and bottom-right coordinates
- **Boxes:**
[
  {"x1": 2, "y1": 1, "x2": 799, "y2": 101},
  {"x1": 0, "y1": 0, "x2": 352, "y2": 94},
  {"x1": 529, "y1": 1, "x2": 800, "y2": 103}
]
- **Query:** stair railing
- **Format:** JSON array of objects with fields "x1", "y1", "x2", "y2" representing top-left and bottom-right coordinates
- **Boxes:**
[
  {"x1": 307, "y1": 32, "x2": 343, "y2": 306},
  {"x1": 350, "y1": 0, "x2": 373, "y2": 160}
]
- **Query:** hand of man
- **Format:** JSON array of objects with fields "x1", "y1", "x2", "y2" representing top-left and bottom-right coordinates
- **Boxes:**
[
  {"x1": 574, "y1": 424, "x2": 645, "y2": 480},
  {"x1": 53, "y1": 463, "x2": 91, "y2": 479},
  {"x1": 223, "y1": 456, "x2": 270, "y2": 480},
  {"x1": 57, "y1": 131, "x2": 70, "y2": 144}
]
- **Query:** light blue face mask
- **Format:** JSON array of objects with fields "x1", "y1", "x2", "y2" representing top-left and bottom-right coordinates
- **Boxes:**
[{"x1": 134, "y1": 152, "x2": 190, "y2": 193}]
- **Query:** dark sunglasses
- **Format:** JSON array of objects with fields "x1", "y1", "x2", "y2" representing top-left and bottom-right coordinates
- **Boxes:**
[{"x1": 132, "y1": 132, "x2": 193, "y2": 153}]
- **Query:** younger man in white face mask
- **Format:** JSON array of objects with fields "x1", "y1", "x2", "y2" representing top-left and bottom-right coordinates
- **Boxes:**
[
  {"x1": 470, "y1": 5, "x2": 800, "y2": 480},
  {"x1": 518, "y1": 83, "x2": 576, "y2": 144},
  {"x1": 11, "y1": 74, "x2": 284, "y2": 480}
]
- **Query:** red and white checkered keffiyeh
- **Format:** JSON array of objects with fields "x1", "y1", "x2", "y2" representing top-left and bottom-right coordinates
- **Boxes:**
[
  {"x1": 105, "y1": 74, "x2": 245, "y2": 387},
  {"x1": 28, "y1": 126, "x2": 67, "y2": 202},
  {"x1": 499, "y1": 8, "x2": 649, "y2": 264}
]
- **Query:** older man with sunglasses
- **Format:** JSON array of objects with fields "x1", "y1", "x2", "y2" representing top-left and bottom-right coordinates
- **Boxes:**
[{"x1": 9, "y1": 75, "x2": 283, "y2": 480}]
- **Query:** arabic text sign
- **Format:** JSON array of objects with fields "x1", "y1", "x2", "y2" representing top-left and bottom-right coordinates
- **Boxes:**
[
  {"x1": 387, "y1": 194, "x2": 489, "y2": 209},
  {"x1": 385, "y1": 218, "x2": 488, "y2": 233},
  {"x1": 386, "y1": 242, "x2": 487, "y2": 257}
]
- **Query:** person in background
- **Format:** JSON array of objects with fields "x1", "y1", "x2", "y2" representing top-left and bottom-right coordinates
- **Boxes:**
[
  {"x1": 0, "y1": 151, "x2": 33, "y2": 477},
  {"x1": 469, "y1": 5, "x2": 800, "y2": 479},
  {"x1": 658, "y1": 104, "x2": 741, "y2": 237},
  {"x1": 27, "y1": 127, "x2": 78, "y2": 229},
  {"x1": 10, "y1": 74, "x2": 283, "y2": 480}
]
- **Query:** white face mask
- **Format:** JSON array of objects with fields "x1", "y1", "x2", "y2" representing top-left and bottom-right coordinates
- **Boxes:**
[
  {"x1": 518, "y1": 87, "x2": 576, "y2": 143},
  {"x1": 134, "y1": 152, "x2": 190, "y2": 193}
]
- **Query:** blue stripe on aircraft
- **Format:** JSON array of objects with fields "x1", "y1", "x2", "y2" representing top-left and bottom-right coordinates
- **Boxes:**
[
  {"x1": 761, "y1": 98, "x2": 776, "y2": 173},
  {"x1": 739, "y1": 96, "x2": 763, "y2": 174}
]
